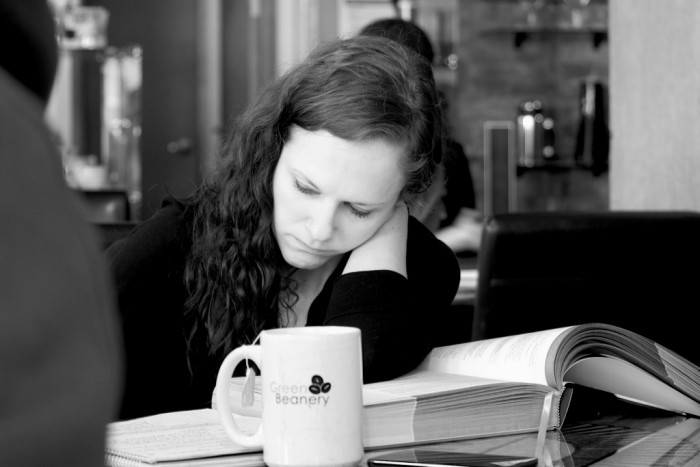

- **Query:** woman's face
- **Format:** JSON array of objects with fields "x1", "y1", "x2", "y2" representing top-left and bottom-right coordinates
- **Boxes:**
[{"x1": 272, "y1": 125, "x2": 406, "y2": 270}]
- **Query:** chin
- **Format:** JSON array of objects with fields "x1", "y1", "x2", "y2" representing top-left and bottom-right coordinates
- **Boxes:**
[{"x1": 281, "y1": 250, "x2": 327, "y2": 270}]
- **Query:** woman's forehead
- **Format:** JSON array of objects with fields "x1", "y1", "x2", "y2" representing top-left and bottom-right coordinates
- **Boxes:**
[{"x1": 282, "y1": 126, "x2": 406, "y2": 205}]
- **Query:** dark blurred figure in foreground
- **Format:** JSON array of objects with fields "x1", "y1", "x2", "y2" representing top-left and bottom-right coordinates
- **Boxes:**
[
  {"x1": 359, "y1": 18, "x2": 482, "y2": 255},
  {"x1": 0, "y1": 1, "x2": 123, "y2": 465}
]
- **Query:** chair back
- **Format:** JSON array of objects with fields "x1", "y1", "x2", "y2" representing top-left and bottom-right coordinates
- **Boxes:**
[{"x1": 473, "y1": 210, "x2": 700, "y2": 364}]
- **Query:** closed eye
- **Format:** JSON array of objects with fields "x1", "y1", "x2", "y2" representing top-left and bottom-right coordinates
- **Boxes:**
[
  {"x1": 294, "y1": 180, "x2": 317, "y2": 195},
  {"x1": 345, "y1": 203, "x2": 371, "y2": 219},
  {"x1": 295, "y1": 179, "x2": 372, "y2": 219}
]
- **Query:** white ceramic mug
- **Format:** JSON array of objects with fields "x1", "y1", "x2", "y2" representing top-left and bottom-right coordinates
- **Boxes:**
[{"x1": 215, "y1": 326, "x2": 364, "y2": 467}]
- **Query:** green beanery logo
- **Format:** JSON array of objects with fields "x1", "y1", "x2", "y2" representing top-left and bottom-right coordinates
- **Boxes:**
[{"x1": 271, "y1": 375, "x2": 331, "y2": 407}]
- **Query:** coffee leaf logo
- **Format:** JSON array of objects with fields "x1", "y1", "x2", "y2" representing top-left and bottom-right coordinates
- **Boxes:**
[
  {"x1": 271, "y1": 374, "x2": 332, "y2": 407},
  {"x1": 309, "y1": 375, "x2": 331, "y2": 394}
]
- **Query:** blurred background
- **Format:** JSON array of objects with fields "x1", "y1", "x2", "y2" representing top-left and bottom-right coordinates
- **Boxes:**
[{"x1": 44, "y1": 0, "x2": 700, "y2": 222}]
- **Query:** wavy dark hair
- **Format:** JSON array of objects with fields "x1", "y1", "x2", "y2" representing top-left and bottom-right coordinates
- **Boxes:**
[{"x1": 182, "y1": 35, "x2": 445, "y2": 363}]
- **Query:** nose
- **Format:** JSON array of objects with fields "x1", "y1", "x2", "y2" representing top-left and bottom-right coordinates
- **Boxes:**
[{"x1": 306, "y1": 203, "x2": 336, "y2": 244}]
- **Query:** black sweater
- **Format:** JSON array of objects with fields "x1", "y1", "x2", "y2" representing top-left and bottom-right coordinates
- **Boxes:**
[{"x1": 107, "y1": 199, "x2": 460, "y2": 420}]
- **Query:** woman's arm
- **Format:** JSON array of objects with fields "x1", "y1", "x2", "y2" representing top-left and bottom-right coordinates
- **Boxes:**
[
  {"x1": 342, "y1": 203, "x2": 409, "y2": 277},
  {"x1": 324, "y1": 217, "x2": 460, "y2": 383}
]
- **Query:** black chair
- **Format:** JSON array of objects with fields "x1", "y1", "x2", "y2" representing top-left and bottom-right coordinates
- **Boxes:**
[{"x1": 473, "y1": 210, "x2": 700, "y2": 365}]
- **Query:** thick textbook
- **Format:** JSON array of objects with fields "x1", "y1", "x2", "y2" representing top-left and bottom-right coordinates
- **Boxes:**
[{"x1": 105, "y1": 323, "x2": 700, "y2": 466}]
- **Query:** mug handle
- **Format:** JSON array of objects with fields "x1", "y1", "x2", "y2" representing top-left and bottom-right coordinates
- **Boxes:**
[{"x1": 215, "y1": 345, "x2": 264, "y2": 448}]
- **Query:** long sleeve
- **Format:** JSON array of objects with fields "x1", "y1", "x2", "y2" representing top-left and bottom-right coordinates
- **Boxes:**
[
  {"x1": 108, "y1": 205, "x2": 460, "y2": 418},
  {"x1": 105, "y1": 200, "x2": 200, "y2": 420},
  {"x1": 310, "y1": 217, "x2": 461, "y2": 383}
]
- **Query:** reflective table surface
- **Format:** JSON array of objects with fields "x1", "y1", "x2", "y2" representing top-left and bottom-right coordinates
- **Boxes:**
[{"x1": 361, "y1": 401, "x2": 700, "y2": 467}]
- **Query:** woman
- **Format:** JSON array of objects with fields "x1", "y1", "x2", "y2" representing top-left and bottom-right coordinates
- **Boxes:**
[{"x1": 108, "y1": 35, "x2": 460, "y2": 420}]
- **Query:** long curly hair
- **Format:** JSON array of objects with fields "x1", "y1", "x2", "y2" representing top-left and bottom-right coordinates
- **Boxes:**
[{"x1": 182, "y1": 35, "x2": 445, "y2": 363}]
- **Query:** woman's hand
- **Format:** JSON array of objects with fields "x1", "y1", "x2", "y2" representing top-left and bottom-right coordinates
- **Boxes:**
[{"x1": 343, "y1": 202, "x2": 409, "y2": 277}]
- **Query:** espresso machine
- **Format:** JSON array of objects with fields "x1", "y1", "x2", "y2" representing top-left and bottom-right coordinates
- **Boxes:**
[{"x1": 515, "y1": 99, "x2": 556, "y2": 168}]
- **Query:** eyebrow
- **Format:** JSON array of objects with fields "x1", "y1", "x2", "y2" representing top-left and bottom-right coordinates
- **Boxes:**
[{"x1": 293, "y1": 171, "x2": 385, "y2": 209}]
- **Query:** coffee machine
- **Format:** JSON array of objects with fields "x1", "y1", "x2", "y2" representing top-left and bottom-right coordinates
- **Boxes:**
[{"x1": 516, "y1": 100, "x2": 556, "y2": 168}]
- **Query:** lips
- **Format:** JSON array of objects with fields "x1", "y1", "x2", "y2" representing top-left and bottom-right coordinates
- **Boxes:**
[{"x1": 291, "y1": 236, "x2": 331, "y2": 256}]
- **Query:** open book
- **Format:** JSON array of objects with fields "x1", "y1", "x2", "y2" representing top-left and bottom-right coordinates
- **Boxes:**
[
  {"x1": 105, "y1": 409, "x2": 263, "y2": 467},
  {"x1": 105, "y1": 323, "x2": 700, "y2": 466}
]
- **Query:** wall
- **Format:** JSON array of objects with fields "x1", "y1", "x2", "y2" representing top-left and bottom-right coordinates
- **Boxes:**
[
  {"x1": 609, "y1": 0, "x2": 700, "y2": 211},
  {"x1": 447, "y1": 0, "x2": 610, "y2": 212},
  {"x1": 288, "y1": 0, "x2": 612, "y2": 213}
]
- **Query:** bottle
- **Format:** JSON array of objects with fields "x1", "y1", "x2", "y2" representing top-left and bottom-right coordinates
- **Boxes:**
[{"x1": 574, "y1": 80, "x2": 609, "y2": 175}]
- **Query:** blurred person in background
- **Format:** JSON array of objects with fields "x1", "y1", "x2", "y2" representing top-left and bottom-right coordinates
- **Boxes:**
[
  {"x1": 0, "y1": 0, "x2": 123, "y2": 465},
  {"x1": 359, "y1": 17, "x2": 483, "y2": 255}
]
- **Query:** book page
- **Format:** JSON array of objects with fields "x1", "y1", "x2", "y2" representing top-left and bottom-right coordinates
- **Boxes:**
[
  {"x1": 106, "y1": 409, "x2": 260, "y2": 463},
  {"x1": 361, "y1": 371, "x2": 560, "y2": 449},
  {"x1": 220, "y1": 376, "x2": 535, "y2": 410},
  {"x1": 565, "y1": 356, "x2": 700, "y2": 417},
  {"x1": 418, "y1": 327, "x2": 574, "y2": 386},
  {"x1": 364, "y1": 370, "x2": 520, "y2": 400}
]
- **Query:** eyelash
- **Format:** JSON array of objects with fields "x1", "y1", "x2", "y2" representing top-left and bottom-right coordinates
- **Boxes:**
[
  {"x1": 293, "y1": 181, "x2": 371, "y2": 219},
  {"x1": 294, "y1": 181, "x2": 316, "y2": 196},
  {"x1": 348, "y1": 205, "x2": 371, "y2": 219}
]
